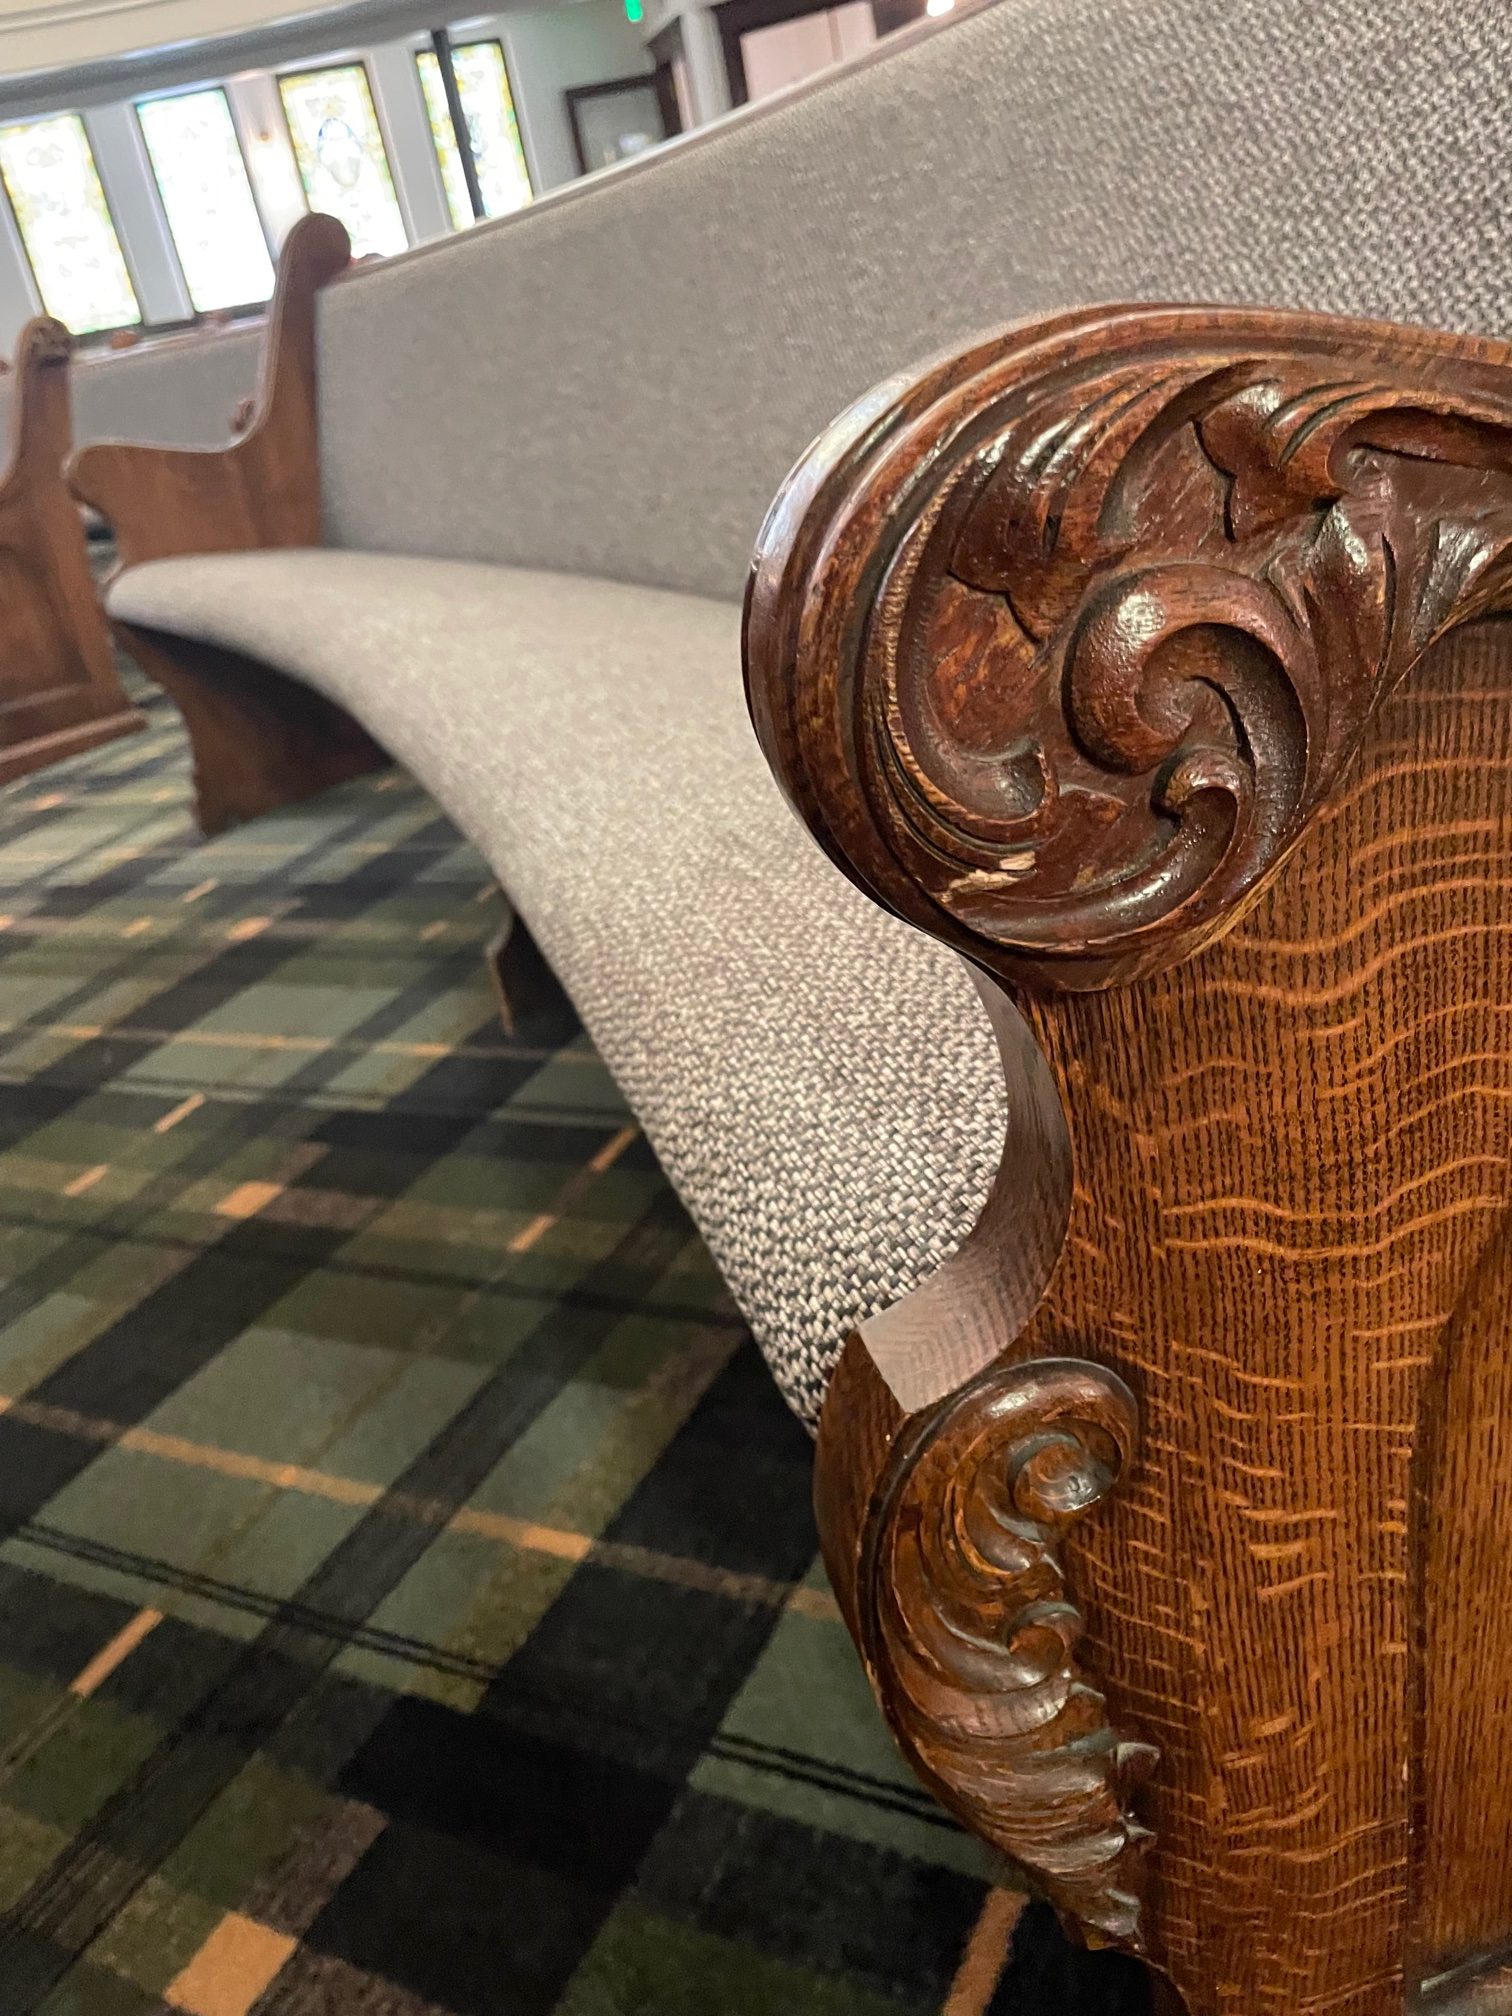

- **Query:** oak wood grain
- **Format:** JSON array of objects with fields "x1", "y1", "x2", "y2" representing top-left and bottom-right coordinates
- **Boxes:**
[
  {"x1": 1416, "y1": 1187, "x2": 1512, "y2": 1955},
  {"x1": 751, "y1": 306, "x2": 1512, "y2": 2016},
  {"x1": 0, "y1": 316, "x2": 142, "y2": 783},
  {"x1": 1011, "y1": 622, "x2": 1512, "y2": 2013}
]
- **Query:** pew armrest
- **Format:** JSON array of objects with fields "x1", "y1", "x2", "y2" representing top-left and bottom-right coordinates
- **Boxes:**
[
  {"x1": 743, "y1": 302, "x2": 1512, "y2": 2007},
  {"x1": 67, "y1": 214, "x2": 349, "y2": 570}
]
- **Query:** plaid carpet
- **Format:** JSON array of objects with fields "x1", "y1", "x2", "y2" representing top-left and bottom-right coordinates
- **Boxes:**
[{"x1": 0, "y1": 679, "x2": 1153, "y2": 2016}]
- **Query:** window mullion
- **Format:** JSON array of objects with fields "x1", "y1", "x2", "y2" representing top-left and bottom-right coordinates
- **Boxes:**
[{"x1": 80, "y1": 103, "x2": 192, "y2": 325}]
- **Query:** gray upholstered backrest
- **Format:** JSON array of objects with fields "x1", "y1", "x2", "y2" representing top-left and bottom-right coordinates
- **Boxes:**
[
  {"x1": 71, "y1": 326, "x2": 261, "y2": 448},
  {"x1": 316, "y1": 0, "x2": 1512, "y2": 602}
]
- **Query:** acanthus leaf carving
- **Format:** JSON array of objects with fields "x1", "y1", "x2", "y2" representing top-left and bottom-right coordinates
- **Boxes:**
[
  {"x1": 862, "y1": 1356, "x2": 1153, "y2": 1949},
  {"x1": 745, "y1": 308, "x2": 1512, "y2": 990}
]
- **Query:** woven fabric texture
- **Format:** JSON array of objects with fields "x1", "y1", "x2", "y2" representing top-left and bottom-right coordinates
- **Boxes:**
[
  {"x1": 0, "y1": 327, "x2": 255, "y2": 460},
  {"x1": 110, "y1": 550, "x2": 1008, "y2": 1428},
  {"x1": 70, "y1": 326, "x2": 260, "y2": 447},
  {"x1": 317, "y1": 0, "x2": 1512, "y2": 601},
  {"x1": 0, "y1": 691, "x2": 1158, "y2": 2016}
]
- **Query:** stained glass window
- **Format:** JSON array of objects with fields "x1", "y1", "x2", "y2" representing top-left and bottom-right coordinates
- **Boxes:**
[
  {"x1": 278, "y1": 65, "x2": 407, "y2": 259},
  {"x1": 0, "y1": 114, "x2": 140, "y2": 334},
  {"x1": 416, "y1": 41, "x2": 533, "y2": 229},
  {"x1": 137, "y1": 89, "x2": 275, "y2": 313}
]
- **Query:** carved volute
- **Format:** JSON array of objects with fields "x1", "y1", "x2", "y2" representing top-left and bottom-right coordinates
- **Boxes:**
[
  {"x1": 747, "y1": 306, "x2": 1512, "y2": 990},
  {"x1": 753, "y1": 308, "x2": 1512, "y2": 2012},
  {"x1": 863, "y1": 1357, "x2": 1154, "y2": 1947}
]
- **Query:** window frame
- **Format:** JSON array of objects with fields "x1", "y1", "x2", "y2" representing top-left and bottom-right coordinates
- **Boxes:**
[
  {"x1": 563, "y1": 75, "x2": 669, "y2": 179},
  {"x1": 133, "y1": 82, "x2": 278, "y2": 322},
  {"x1": 0, "y1": 109, "x2": 144, "y2": 340},
  {"x1": 274, "y1": 57, "x2": 409, "y2": 260},
  {"x1": 413, "y1": 35, "x2": 534, "y2": 230}
]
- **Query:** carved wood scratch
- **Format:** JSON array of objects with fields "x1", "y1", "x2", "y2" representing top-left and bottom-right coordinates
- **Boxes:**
[
  {"x1": 864, "y1": 1356, "x2": 1154, "y2": 1946},
  {"x1": 747, "y1": 306, "x2": 1512, "y2": 991}
]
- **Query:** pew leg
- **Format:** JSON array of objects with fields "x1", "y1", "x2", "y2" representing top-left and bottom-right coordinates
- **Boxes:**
[
  {"x1": 114, "y1": 620, "x2": 388, "y2": 836},
  {"x1": 0, "y1": 318, "x2": 149, "y2": 786},
  {"x1": 484, "y1": 904, "x2": 573, "y2": 1039}
]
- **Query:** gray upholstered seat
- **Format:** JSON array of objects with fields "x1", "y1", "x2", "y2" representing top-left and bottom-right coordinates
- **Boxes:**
[
  {"x1": 97, "y1": 0, "x2": 1512, "y2": 1424},
  {"x1": 109, "y1": 548, "x2": 1006, "y2": 1426}
]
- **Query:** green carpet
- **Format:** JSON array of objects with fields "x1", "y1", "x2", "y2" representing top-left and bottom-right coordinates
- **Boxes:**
[{"x1": 0, "y1": 683, "x2": 1152, "y2": 2016}]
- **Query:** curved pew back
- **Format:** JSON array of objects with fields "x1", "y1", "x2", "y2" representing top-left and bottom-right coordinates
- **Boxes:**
[
  {"x1": 313, "y1": 0, "x2": 1512, "y2": 602},
  {"x1": 71, "y1": 324, "x2": 262, "y2": 450},
  {"x1": 0, "y1": 322, "x2": 261, "y2": 455}
]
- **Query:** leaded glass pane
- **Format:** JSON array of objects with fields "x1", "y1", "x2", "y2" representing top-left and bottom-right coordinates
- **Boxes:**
[
  {"x1": 417, "y1": 42, "x2": 532, "y2": 229},
  {"x1": 278, "y1": 66, "x2": 407, "y2": 259},
  {"x1": 0, "y1": 114, "x2": 140, "y2": 334},
  {"x1": 138, "y1": 89, "x2": 275, "y2": 313}
]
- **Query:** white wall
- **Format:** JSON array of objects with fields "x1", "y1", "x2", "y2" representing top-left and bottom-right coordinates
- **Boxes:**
[
  {"x1": 494, "y1": 2, "x2": 651, "y2": 193},
  {"x1": 224, "y1": 71, "x2": 311, "y2": 249},
  {"x1": 366, "y1": 36, "x2": 452, "y2": 241},
  {"x1": 0, "y1": 0, "x2": 654, "y2": 355},
  {"x1": 638, "y1": 0, "x2": 730, "y2": 127},
  {"x1": 0, "y1": 169, "x2": 39, "y2": 338}
]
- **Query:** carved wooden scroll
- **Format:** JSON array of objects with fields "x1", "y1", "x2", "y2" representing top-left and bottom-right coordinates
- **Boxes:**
[
  {"x1": 865, "y1": 1356, "x2": 1154, "y2": 1946},
  {"x1": 751, "y1": 308, "x2": 1512, "y2": 2012},
  {"x1": 747, "y1": 305, "x2": 1512, "y2": 991}
]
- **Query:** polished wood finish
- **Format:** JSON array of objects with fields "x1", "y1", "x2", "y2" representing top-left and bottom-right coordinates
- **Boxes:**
[
  {"x1": 746, "y1": 305, "x2": 1512, "y2": 2015},
  {"x1": 1417, "y1": 1207, "x2": 1512, "y2": 1966},
  {"x1": 67, "y1": 213, "x2": 388, "y2": 833},
  {"x1": 0, "y1": 317, "x2": 142, "y2": 784},
  {"x1": 120, "y1": 630, "x2": 385, "y2": 838},
  {"x1": 748, "y1": 306, "x2": 1512, "y2": 994},
  {"x1": 867, "y1": 1353, "x2": 1155, "y2": 1945},
  {"x1": 70, "y1": 210, "x2": 347, "y2": 568}
]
